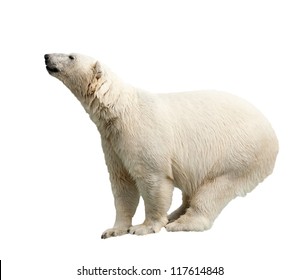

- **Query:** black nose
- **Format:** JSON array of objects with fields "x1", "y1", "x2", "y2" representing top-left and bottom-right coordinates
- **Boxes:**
[{"x1": 44, "y1": 54, "x2": 50, "y2": 61}]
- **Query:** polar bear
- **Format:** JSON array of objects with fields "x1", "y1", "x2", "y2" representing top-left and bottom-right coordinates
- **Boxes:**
[{"x1": 44, "y1": 53, "x2": 278, "y2": 239}]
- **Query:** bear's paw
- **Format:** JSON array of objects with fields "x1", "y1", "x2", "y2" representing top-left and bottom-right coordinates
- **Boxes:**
[{"x1": 101, "y1": 227, "x2": 129, "y2": 239}]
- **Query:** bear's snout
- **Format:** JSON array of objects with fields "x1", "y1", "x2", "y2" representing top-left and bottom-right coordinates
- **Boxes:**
[{"x1": 44, "y1": 54, "x2": 60, "y2": 73}]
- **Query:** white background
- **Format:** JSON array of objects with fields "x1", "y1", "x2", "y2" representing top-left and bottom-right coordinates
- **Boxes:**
[{"x1": 0, "y1": 0, "x2": 299, "y2": 279}]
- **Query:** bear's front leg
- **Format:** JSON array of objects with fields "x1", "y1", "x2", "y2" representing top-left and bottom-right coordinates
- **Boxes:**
[
  {"x1": 129, "y1": 175, "x2": 174, "y2": 236},
  {"x1": 101, "y1": 180, "x2": 140, "y2": 239}
]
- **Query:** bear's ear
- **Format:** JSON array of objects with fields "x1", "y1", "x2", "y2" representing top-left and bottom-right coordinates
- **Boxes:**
[{"x1": 93, "y1": 61, "x2": 102, "y2": 79}]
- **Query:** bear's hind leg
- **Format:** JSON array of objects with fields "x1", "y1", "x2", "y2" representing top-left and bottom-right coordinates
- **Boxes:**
[
  {"x1": 167, "y1": 192, "x2": 190, "y2": 223},
  {"x1": 166, "y1": 175, "x2": 237, "y2": 232}
]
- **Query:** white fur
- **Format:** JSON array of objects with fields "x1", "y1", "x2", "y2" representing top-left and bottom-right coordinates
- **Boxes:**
[{"x1": 45, "y1": 53, "x2": 279, "y2": 238}]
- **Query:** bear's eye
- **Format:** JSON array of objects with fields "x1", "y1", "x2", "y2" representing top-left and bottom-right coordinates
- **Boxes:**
[{"x1": 69, "y1": 55, "x2": 75, "y2": 60}]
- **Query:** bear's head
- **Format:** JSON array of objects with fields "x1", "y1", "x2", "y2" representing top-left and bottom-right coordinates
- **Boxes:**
[{"x1": 44, "y1": 53, "x2": 102, "y2": 99}]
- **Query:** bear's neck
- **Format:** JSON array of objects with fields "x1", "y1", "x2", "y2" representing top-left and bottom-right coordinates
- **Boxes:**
[{"x1": 77, "y1": 69, "x2": 139, "y2": 139}]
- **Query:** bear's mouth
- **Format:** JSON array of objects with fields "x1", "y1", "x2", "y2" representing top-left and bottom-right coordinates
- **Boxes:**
[{"x1": 46, "y1": 65, "x2": 60, "y2": 73}]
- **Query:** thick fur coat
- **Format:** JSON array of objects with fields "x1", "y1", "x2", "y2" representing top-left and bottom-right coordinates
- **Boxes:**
[{"x1": 45, "y1": 53, "x2": 278, "y2": 238}]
